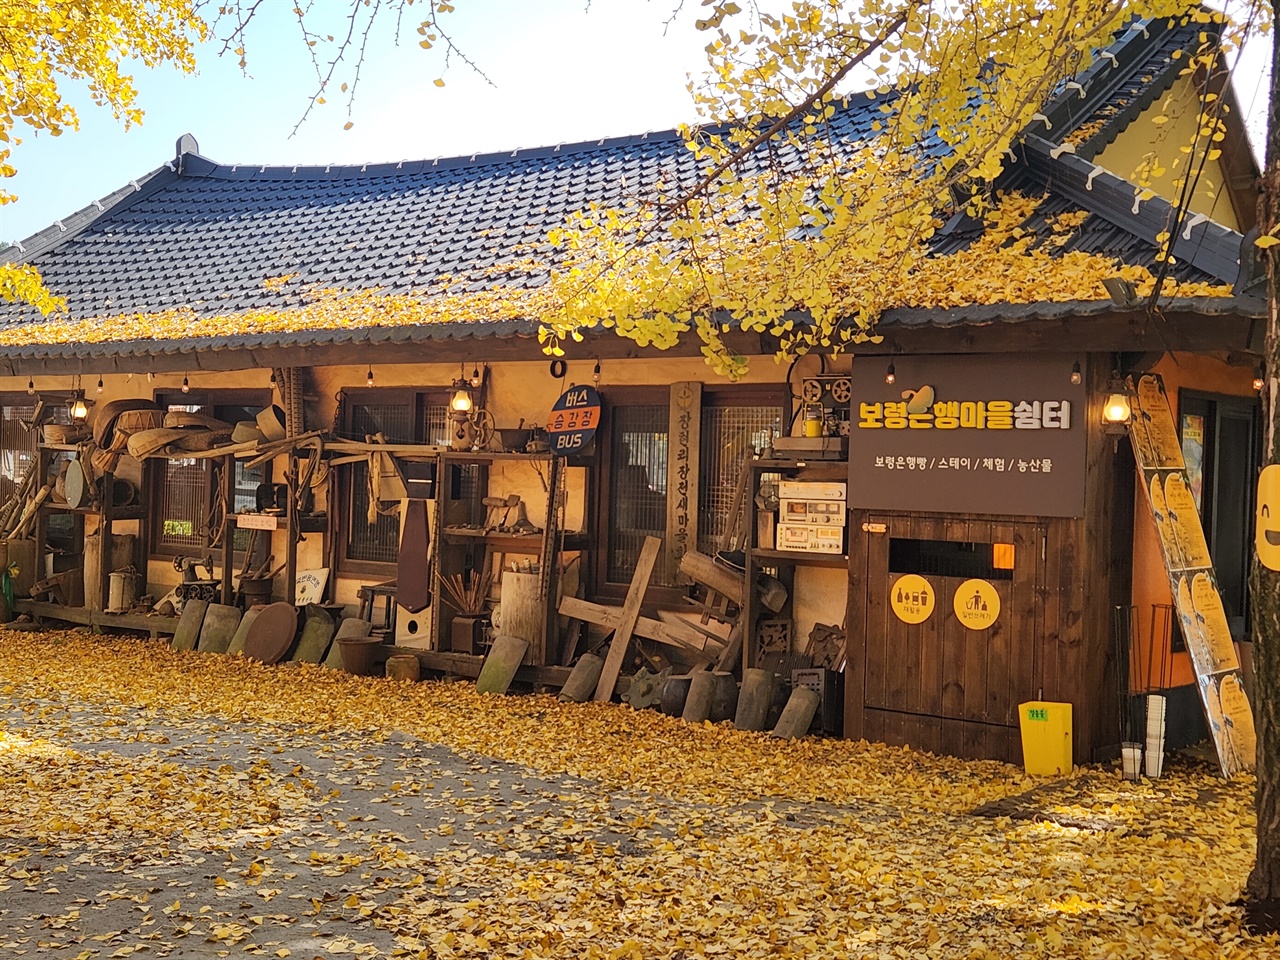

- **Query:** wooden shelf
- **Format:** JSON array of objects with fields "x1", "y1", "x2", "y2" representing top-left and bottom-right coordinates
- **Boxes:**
[
  {"x1": 442, "y1": 528, "x2": 588, "y2": 550},
  {"x1": 14, "y1": 599, "x2": 179, "y2": 637},
  {"x1": 752, "y1": 548, "x2": 848, "y2": 568},
  {"x1": 42, "y1": 503, "x2": 145, "y2": 520}
]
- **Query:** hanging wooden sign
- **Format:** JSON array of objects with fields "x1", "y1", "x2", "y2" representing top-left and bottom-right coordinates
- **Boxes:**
[
  {"x1": 1129, "y1": 373, "x2": 1255, "y2": 778},
  {"x1": 666, "y1": 381, "x2": 702, "y2": 581}
]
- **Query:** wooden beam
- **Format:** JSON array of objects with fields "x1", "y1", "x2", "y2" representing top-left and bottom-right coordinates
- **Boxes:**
[
  {"x1": 678, "y1": 549, "x2": 744, "y2": 604},
  {"x1": 594, "y1": 536, "x2": 661, "y2": 701},
  {"x1": 559, "y1": 595, "x2": 719, "y2": 661}
]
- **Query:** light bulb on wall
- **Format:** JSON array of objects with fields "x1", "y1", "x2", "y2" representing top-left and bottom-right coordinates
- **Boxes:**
[
  {"x1": 181, "y1": 376, "x2": 190, "y2": 394},
  {"x1": 470, "y1": 365, "x2": 482, "y2": 388},
  {"x1": 450, "y1": 383, "x2": 474, "y2": 413},
  {"x1": 26, "y1": 377, "x2": 34, "y2": 395},
  {"x1": 885, "y1": 362, "x2": 896, "y2": 385},
  {"x1": 96, "y1": 375, "x2": 104, "y2": 394},
  {"x1": 1254, "y1": 366, "x2": 1265, "y2": 392},
  {"x1": 366, "y1": 366, "x2": 374, "y2": 388},
  {"x1": 1070, "y1": 361, "x2": 1082, "y2": 385},
  {"x1": 593, "y1": 360, "x2": 601, "y2": 383}
]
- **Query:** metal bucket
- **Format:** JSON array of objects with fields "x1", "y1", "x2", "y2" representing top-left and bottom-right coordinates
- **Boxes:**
[
  {"x1": 240, "y1": 577, "x2": 274, "y2": 607},
  {"x1": 107, "y1": 570, "x2": 140, "y2": 614}
]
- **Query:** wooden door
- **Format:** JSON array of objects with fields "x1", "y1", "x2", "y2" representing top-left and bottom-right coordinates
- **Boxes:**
[{"x1": 861, "y1": 514, "x2": 1044, "y2": 761}]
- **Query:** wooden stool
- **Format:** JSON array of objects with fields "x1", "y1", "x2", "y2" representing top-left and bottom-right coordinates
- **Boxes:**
[{"x1": 356, "y1": 580, "x2": 397, "y2": 639}]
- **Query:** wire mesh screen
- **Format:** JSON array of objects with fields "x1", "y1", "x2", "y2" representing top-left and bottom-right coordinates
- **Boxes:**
[
  {"x1": 608, "y1": 405, "x2": 671, "y2": 584},
  {"x1": 424, "y1": 404, "x2": 450, "y2": 445},
  {"x1": 0, "y1": 404, "x2": 42, "y2": 504},
  {"x1": 697, "y1": 405, "x2": 781, "y2": 554},
  {"x1": 157, "y1": 456, "x2": 209, "y2": 550},
  {"x1": 347, "y1": 402, "x2": 415, "y2": 563},
  {"x1": 231, "y1": 459, "x2": 266, "y2": 553}
]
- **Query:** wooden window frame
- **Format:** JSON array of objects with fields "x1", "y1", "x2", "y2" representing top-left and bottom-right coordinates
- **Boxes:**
[
  {"x1": 336, "y1": 386, "x2": 452, "y2": 578},
  {"x1": 592, "y1": 382, "x2": 788, "y2": 605},
  {"x1": 148, "y1": 388, "x2": 271, "y2": 560}
]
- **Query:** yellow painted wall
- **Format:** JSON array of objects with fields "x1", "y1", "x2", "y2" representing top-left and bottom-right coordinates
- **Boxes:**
[
  {"x1": 1094, "y1": 75, "x2": 1240, "y2": 231},
  {"x1": 0, "y1": 352, "x2": 850, "y2": 651}
]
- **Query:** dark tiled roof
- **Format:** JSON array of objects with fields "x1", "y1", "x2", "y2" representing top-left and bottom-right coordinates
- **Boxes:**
[
  {"x1": 0, "y1": 13, "x2": 1248, "y2": 349},
  {"x1": 0, "y1": 109, "x2": 884, "y2": 327}
]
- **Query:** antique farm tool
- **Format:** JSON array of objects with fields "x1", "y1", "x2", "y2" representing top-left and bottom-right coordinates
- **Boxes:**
[{"x1": 623, "y1": 666, "x2": 672, "y2": 709}]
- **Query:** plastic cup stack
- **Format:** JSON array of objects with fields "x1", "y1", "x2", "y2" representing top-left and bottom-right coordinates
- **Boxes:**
[
  {"x1": 1121, "y1": 741, "x2": 1143, "y2": 781},
  {"x1": 1144, "y1": 694, "x2": 1167, "y2": 779}
]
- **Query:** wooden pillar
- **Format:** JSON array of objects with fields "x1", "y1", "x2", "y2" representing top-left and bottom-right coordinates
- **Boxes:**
[
  {"x1": 285, "y1": 454, "x2": 298, "y2": 605},
  {"x1": 98, "y1": 469, "x2": 114, "y2": 613},
  {"x1": 220, "y1": 454, "x2": 234, "y2": 605}
]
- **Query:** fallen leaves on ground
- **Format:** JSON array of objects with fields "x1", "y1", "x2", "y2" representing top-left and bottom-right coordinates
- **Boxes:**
[{"x1": 0, "y1": 629, "x2": 1271, "y2": 959}]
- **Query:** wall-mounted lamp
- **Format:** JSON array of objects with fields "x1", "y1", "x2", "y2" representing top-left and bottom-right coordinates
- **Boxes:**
[
  {"x1": 885, "y1": 362, "x2": 896, "y2": 385},
  {"x1": 1102, "y1": 373, "x2": 1132, "y2": 434},
  {"x1": 366, "y1": 366, "x2": 374, "y2": 388},
  {"x1": 1070, "y1": 361, "x2": 1082, "y2": 385},
  {"x1": 181, "y1": 375, "x2": 191, "y2": 394},
  {"x1": 1254, "y1": 365, "x2": 1265, "y2": 392},
  {"x1": 450, "y1": 381, "x2": 474, "y2": 414},
  {"x1": 67, "y1": 390, "x2": 90, "y2": 422}
]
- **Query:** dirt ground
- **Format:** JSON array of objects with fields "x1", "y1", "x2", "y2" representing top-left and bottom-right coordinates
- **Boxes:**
[{"x1": 0, "y1": 629, "x2": 1274, "y2": 959}]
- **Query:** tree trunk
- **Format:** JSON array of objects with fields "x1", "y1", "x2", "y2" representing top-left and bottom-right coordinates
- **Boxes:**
[{"x1": 1246, "y1": 3, "x2": 1280, "y2": 932}]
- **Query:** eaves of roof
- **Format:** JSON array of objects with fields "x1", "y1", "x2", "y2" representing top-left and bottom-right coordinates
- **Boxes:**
[
  {"x1": 1019, "y1": 134, "x2": 1243, "y2": 283},
  {"x1": 0, "y1": 297, "x2": 1261, "y2": 378},
  {"x1": 0, "y1": 163, "x2": 179, "y2": 265},
  {"x1": 1039, "y1": 16, "x2": 1197, "y2": 157}
]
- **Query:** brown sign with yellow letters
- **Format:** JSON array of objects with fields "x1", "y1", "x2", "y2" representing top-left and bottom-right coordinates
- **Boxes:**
[{"x1": 848, "y1": 355, "x2": 1087, "y2": 517}]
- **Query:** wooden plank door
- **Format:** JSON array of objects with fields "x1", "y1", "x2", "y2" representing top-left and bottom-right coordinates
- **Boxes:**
[{"x1": 861, "y1": 514, "x2": 1044, "y2": 761}]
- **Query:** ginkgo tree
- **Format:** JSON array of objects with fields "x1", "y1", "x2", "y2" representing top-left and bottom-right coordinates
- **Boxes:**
[{"x1": 538, "y1": 0, "x2": 1280, "y2": 927}]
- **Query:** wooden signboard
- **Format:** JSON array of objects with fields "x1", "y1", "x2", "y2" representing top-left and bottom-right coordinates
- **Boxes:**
[
  {"x1": 666, "y1": 381, "x2": 702, "y2": 581},
  {"x1": 1129, "y1": 373, "x2": 1255, "y2": 777}
]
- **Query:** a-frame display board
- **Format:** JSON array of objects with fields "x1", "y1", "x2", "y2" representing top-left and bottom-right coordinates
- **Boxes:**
[{"x1": 1128, "y1": 373, "x2": 1256, "y2": 778}]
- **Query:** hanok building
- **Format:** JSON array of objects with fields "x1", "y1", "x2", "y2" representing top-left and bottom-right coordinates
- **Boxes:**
[{"x1": 0, "y1": 16, "x2": 1263, "y2": 768}]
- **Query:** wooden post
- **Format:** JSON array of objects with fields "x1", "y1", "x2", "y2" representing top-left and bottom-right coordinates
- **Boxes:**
[
  {"x1": 285, "y1": 455, "x2": 298, "y2": 606},
  {"x1": 98, "y1": 469, "x2": 114, "y2": 614},
  {"x1": 220, "y1": 454, "x2": 234, "y2": 605},
  {"x1": 666, "y1": 382, "x2": 701, "y2": 582},
  {"x1": 593, "y1": 535, "x2": 661, "y2": 702}
]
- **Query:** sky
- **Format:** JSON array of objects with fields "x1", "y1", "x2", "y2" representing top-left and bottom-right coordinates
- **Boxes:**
[
  {"x1": 0, "y1": 0, "x2": 1272, "y2": 245},
  {"x1": 0, "y1": 0, "x2": 716, "y2": 243}
]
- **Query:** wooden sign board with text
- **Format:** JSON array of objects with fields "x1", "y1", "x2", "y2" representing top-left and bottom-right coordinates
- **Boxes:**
[{"x1": 1129, "y1": 373, "x2": 1255, "y2": 778}]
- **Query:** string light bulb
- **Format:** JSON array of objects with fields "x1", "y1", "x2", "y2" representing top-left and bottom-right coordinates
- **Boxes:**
[
  {"x1": 1070, "y1": 361, "x2": 1082, "y2": 385},
  {"x1": 469, "y1": 365, "x2": 482, "y2": 388},
  {"x1": 885, "y1": 362, "x2": 896, "y2": 385},
  {"x1": 593, "y1": 360, "x2": 601, "y2": 383},
  {"x1": 96, "y1": 375, "x2": 104, "y2": 394},
  {"x1": 181, "y1": 376, "x2": 190, "y2": 394},
  {"x1": 1254, "y1": 366, "x2": 1265, "y2": 392},
  {"x1": 366, "y1": 366, "x2": 374, "y2": 388},
  {"x1": 26, "y1": 377, "x2": 34, "y2": 395}
]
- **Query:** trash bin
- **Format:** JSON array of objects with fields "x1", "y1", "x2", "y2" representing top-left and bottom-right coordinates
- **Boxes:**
[{"x1": 1018, "y1": 700, "x2": 1073, "y2": 776}]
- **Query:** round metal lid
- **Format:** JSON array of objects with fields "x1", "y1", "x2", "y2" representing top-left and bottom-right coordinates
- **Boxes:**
[{"x1": 241, "y1": 602, "x2": 298, "y2": 664}]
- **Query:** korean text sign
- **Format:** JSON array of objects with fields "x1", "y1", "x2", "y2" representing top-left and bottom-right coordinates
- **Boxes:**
[{"x1": 848, "y1": 356, "x2": 1086, "y2": 517}]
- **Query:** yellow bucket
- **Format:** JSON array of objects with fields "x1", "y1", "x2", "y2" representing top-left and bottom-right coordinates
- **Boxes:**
[{"x1": 1018, "y1": 700, "x2": 1073, "y2": 776}]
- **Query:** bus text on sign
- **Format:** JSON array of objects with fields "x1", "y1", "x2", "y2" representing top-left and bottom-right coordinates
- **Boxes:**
[{"x1": 547, "y1": 385, "x2": 601, "y2": 455}]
